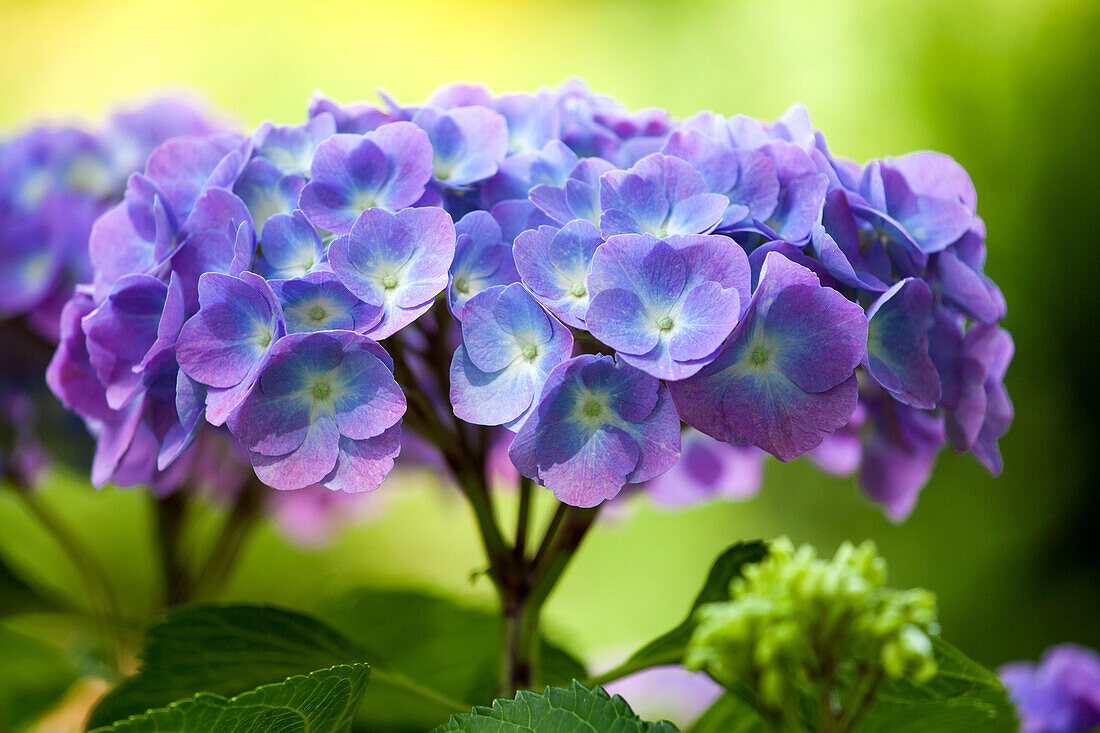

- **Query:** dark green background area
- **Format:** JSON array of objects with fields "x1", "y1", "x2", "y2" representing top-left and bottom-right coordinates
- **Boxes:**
[{"x1": 0, "y1": 0, "x2": 1096, "y2": 696}]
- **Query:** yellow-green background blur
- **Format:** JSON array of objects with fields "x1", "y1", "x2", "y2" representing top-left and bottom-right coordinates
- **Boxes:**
[{"x1": 1, "y1": 0, "x2": 1098, "y2": 673}]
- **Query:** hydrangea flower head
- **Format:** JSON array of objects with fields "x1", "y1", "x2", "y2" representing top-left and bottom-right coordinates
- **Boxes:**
[
  {"x1": 39, "y1": 82, "x2": 1011, "y2": 521},
  {"x1": 687, "y1": 538, "x2": 939, "y2": 729},
  {"x1": 509, "y1": 355, "x2": 680, "y2": 506}
]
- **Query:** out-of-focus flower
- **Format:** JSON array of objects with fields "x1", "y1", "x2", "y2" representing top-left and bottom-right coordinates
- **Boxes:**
[{"x1": 1001, "y1": 645, "x2": 1100, "y2": 733}]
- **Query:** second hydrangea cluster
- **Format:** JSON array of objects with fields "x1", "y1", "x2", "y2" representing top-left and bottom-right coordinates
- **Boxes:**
[
  {"x1": 685, "y1": 538, "x2": 940, "y2": 729},
  {"x1": 47, "y1": 81, "x2": 1012, "y2": 515}
]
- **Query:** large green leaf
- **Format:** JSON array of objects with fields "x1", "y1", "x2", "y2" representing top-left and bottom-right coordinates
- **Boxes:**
[
  {"x1": 854, "y1": 637, "x2": 1017, "y2": 732},
  {"x1": 317, "y1": 589, "x2": 586, "y2": 733},
  {"x1": 433, "y1": 681, "x2": 680, "y2": 733},
  {"x1": 86, "y1": 604, "x2": 359, "y2": 729},
  {"x1": 0, "y1": 623, "x2": 79, "y2": 732},
  {"x1": 88, "y1": 663, "x2": 370, "y2": 733},
  {"x1": 614, "y1": 541, "x2": 767, "y2": 674}
]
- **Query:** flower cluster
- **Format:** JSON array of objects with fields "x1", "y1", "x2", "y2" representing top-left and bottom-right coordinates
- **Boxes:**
[
  {"x1": 1001, "y1": 645, "x2": 1100, "y2": 733},
  {"x1": 0, "y1": 98, "x2": 223, "y2": 483},
  {"x1": 685, "y1": 537, "x2": 939, "y2": 728},
  {"x1": 48, "y1": 81, "x2": 1011, "y2": 515},
  {"x1": 0, "y1": 98, "x2": 222, "y2": 337}
]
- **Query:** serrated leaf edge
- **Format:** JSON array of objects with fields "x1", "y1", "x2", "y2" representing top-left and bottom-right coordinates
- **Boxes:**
[{"x1": 87, "y1": 662, "x2": 370, "y2": 733}]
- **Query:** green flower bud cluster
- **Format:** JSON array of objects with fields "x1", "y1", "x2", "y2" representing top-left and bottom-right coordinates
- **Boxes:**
[{"x1": 685, "y1": 537, "x2": 939, "y2": 731}]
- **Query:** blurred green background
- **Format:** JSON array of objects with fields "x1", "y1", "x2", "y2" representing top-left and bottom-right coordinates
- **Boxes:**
[{"x1": 1, "y1": 0, "x2": 1097, "y2": 681}]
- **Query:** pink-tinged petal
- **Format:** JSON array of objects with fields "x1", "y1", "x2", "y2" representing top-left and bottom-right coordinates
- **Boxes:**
[
  {"x1": 892, "y1": 151, "x2": 977, "y2": 213},
  {"x1": 539, "y1": 426, "x2": 640, "y2": 507},
  {"x1": 621, "y1": 385, "x2": 681, "y2": 483},
  {"x1": 765, "y1": 283, "x2": 868, "y2": 393},
  {"x1": 322, "y1": 426, "x2": 402, "y2": 492},
  {"x1": 252, "y1": 417, "x2": 341, "y2": 490}
]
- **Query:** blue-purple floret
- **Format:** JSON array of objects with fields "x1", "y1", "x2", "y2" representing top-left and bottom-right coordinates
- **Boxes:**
[
  {"x1": 43, "y1": 82, "x2": 1012, "y2": 518},
  {"x1": 1001, "y1": 645, "x2": 1100, "y2": 733}
]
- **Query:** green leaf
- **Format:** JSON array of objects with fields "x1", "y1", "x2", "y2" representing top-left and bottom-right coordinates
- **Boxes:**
[
  {"x1": 86, "y1": 604, "x2": 360, "y2": 729},
  {"x1": 0, "y1": 623, "x2": 79, "y2": 732},
  {"x1": 687, "y1": 695, "x2": 767, "y2": 733},
  {"x1": 88, "y1": 663, "x2": 370, "y2": 733},
  {"x1": 316, "y1": 589, "x2": 586, "y2": 733},
  {"x1": 615, "y1": 541, "x2": 768, "y2": 674},
  {"x1": 433, "y1": 681, "x2": 680, "y2": 733},
  {"x1": 854, "y1": 637, "x2": 1018, "y2": 732}
]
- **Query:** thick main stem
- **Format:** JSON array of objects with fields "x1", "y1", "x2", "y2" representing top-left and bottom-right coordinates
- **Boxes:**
[
  {"x1": 499, "y1": 504, "x2": 601, "y2": 695},
  {"x1": 154, "y1": 491, "x2": 192, "y2": 605},
  {"x1": 396, "y1": 313, "x2": 601, "y2": 699}
]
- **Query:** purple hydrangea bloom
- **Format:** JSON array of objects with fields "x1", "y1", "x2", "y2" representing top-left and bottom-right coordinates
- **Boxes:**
[
  {"x1": 38, "y1": 84, "x2": 1012, "y2": 520},
  {"x1": 864, "y1": 278, "x2": 941, "y2": 409},
  {"x1": 509, "y1": 355, "x2": 681, "y2": 506},
  {"x1": 446, "y1": 210, "x2": 518, "y2": 318},
  {"x1": 299, "y1": 122, "x2": 433, "y2": 234},
  {"x1": 671, "y1": 251, "x2": 867, "y2": 460},
  {"x1": 449, "y1": 283, "x2": 573, "y2": 429},
  {"x1": 176, "y1": 272, "x2": 286, "y2": 425},
  {"x1": 529, "y1": 156, "x2": 616, "y2": 226},
  {"x1": 268, "y1": 271, "x2": 382, "y2": 334},
  {"x1": 481, "y1": 139, "x2": 576, "y2": 207},
  {"x1": 82, "y1": 274, "x2": 172, "y2": 410},
  {"x1": 252, "y1": 114, "x2": 336, "y2": 175},
  {"x1": 854, "y1": 156, "x2": 974, "y2": 256},
  {"x1": 1001, "y1": 645, "x2": 1100, "y2": 733},
  {"x1": 512, "y1": 220, "x2": 604, "y2": 329},
  {"x1": 328, "y1": 206, "x2": 456, "y2": 339},
  {"x1": 662, "y1": 128, "x2": 779, "y2": 231},
  {"x1": 753, "y1": 141, "x2": 829, "y2": 243},
  {"x1": 930, "y1": 310, "x2": 1014, "y2": 473},
  {"x1": 859, "y1": 388, "x2": 945, "y2": 521},
  {"x1": 599, "y1": 153, "x2": 729, "y2": 238},
  {"x1": 227, "y1": 331, "x2": 405, "y2": 491},
  {"x1": 586, "y1": 233, "x2": 751, "y2": 379},
  {"x1": 411, "y1": 105, "x2": 509, "y2": 187},
  {"x1": 233, "y1": 157, "x2": 304, "y2": 230},
  {"x1": 645, "y1": 429, "x2": 764, "y2": 506},
  {"x1": 251, "y1": 210, "x2": 325, "y2": 280}
]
